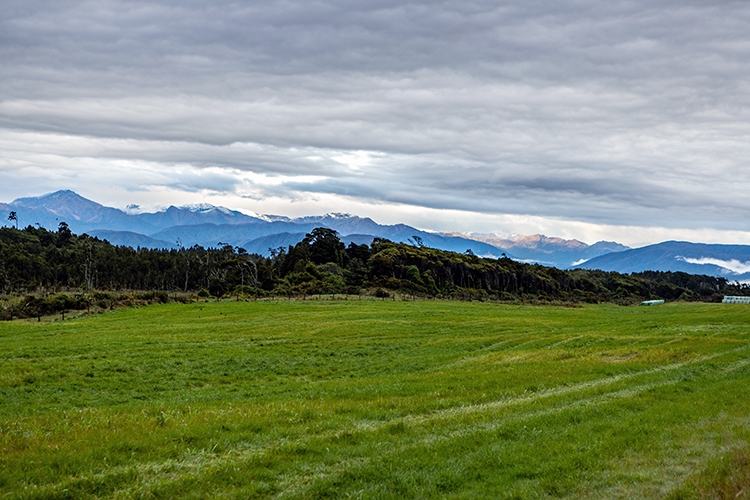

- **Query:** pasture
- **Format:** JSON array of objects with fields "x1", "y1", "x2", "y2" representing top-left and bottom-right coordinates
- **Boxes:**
[{"x1": 1, "y1": 300, "x2": 750, "y2": 498}]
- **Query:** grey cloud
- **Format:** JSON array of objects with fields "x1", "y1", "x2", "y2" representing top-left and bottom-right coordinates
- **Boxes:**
[
  {"x1": 2, "y1": 0, "x2": 750, "y2": 233},
  {"x1": 165, "y1": 171, "x2": 241, "y2": 194}
]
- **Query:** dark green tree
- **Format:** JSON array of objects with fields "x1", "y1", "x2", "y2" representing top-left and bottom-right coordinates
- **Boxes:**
[
  {"x1": 57, "y1": 221, "x2": 73, "y2": 246},
  {"x1": 7, "y1": 211, "x2": 18, "y2": 229},
  {"x1": 303, "y1": 228, "x2": 346, "y2": 266}
]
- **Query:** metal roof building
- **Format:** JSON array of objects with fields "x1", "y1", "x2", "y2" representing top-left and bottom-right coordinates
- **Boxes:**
[
  {"x1": 641, "y1": 300, "x2": 665, "y2": 306},
  {"x1": 722, "y1": 296, "x2": 750, "y2": 304}
]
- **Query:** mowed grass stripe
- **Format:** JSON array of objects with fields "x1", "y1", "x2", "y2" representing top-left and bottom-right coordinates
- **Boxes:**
[
  {"x1": 13, "y1": 340, "x2": 745, "y2": 499},
  {"x1": 282, "y1": 356, "x2": 750, "y2": 499},
  {"x1": 1, "y1": 301, "x2": 750, "y2": 499}
]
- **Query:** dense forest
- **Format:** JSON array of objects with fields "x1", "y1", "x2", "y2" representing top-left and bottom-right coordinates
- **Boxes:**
[{"x1": 1, "y1": 223, "x2": 749, "y2": 319}]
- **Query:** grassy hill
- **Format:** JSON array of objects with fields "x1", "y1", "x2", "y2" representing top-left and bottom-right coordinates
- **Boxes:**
[{"x1": 2, "y1": 300, "x2": 750, "y2": 498}]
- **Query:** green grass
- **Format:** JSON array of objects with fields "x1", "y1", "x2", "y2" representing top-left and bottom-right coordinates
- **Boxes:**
[{"x1": 1, "y1": 300, "x2": 750, "y2": 498}]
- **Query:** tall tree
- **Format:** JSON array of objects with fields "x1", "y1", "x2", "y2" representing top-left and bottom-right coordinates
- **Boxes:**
[
  {"x1": 7, "y1": 211, "x2": 18, "y2": 229},
  {"x1": 303, "y1": 227, "x2": 346, "y2": 266},
  {"x1": 57, "y1": 221, "x2": 73, "y2": 246}
]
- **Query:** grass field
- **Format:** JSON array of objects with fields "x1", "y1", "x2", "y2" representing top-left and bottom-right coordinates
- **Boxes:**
[{"x1": 2, "y1": 300, "x2": 750, "y2": 499}]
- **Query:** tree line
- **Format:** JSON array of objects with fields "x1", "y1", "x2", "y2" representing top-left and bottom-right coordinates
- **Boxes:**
[{"x1": 1, "y1": 223, "x2": 748, "y2": 306}]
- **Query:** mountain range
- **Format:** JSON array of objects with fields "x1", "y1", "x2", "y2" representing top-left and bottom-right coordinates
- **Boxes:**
[
  {"x1": 4, "y1": 190, "x2": 750, "y2": 281},
  {"x1": 445, "y1": 233, "x2": 629, "y2": 269},
  {"x1": 575, "y1": 241, "x2": 750, "y2": 281},
  {"x1": 1, "y1": 190, "x2": 509, "y2": 257}
]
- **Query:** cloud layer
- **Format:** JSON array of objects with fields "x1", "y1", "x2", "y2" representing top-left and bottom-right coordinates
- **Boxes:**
[{"x1": 2, "y1": 0, "x2": 750, "y2": 242}]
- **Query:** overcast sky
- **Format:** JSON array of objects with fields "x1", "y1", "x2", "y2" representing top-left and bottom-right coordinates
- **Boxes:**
[{"x1": 2, "y1": 0, "x2": 750, "y2": 246}]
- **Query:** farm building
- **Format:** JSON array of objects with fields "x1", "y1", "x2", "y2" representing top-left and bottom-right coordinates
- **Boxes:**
[{"x1": 722, "y1": 296, "x2": 750, "y2": 304}]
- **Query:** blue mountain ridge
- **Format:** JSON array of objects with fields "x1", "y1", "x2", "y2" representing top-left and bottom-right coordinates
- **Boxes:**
[
  {"x1": 434, "y1": 233, "x2": 631, "y2": 269},
  {"x1": 575, "y1": 241, "x2": 750, "y2": 281},
  {"x1": 9, "y1": 190, "x2": 697, "y2": 270},
  {"x1": 1, "y1": 190, "x2": 512, "y2": 258},
  {"x1": 87, "y1": 230, "x2": 178, "y2": 250}
]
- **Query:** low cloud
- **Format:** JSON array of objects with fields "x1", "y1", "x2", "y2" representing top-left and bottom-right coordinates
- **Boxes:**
[{"x1": 680, "y1": 257, "x2": 750, "y2": 275}]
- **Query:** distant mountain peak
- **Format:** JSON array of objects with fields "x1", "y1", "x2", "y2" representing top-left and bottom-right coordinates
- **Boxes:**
[
  {"x1": 177, "y1": 203, "x2": 233, "y2": 215},
  {"x1": 438, "y1": 232, "x2": 630, "y2": 268},
  {"x1": 293, "y1": 212, "x2": 358, "y2": 222},
  {"x1": 457, "y1": 232, "x2": 590, "y2": 251},
  {"x1": 13, "y1": 189, "x2": 101, "y2": 208},
  {"x1": 323, "y1": 212, "x2": 355, "y2": 219},
  {"x1": 10, "y1": 190, "x2": 112, "y2": 222},
  {"x1": 511, "y1": 234, "x2": 588, "y2": 250},
  {"x1": 289, "y1": 213, "x2": 363, "y2": 224}
]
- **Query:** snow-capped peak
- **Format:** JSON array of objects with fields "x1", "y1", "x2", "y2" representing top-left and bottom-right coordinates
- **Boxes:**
[
  {"x1": 286, "y1": 213, "x2": 358, "y2": 224},
  {"x1": 178, "y1": 203, "x2": 233, "y2": 215},
  {"x1": 323, "y1": 212, "x2": 355, "y2": 219}
]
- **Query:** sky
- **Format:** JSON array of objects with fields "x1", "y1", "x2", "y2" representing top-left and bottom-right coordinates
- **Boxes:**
[{"x1": 2, "y1": 0, "x2": 750, "y2": 247}]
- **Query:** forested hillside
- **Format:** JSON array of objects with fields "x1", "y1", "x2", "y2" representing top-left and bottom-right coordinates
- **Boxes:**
[{"x1": 1, "y1": 224, "x2": 748, "y2": 310}]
